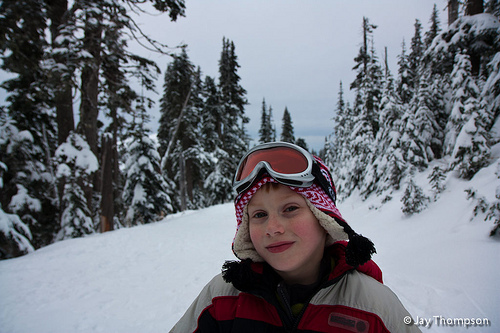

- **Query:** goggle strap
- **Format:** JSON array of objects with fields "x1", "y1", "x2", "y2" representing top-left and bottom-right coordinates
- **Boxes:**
[{"x1": 311, "y1": 162, "x2": 337, "y2": 205}]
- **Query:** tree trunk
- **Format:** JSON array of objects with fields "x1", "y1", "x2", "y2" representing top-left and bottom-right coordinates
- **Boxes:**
[
  {"x1": 179, "y1": 151, "x2": 187, "y2": 211},
  {"x1": 77, "y1": 12, "x2": 102, "y2": 214},
  {"x1": 100, "y1": 134, "x2": 114, "y2": 232},
  {"x1": 46, "y1": 0, "x2": 75, "y2": 145},
  {"x1": 466, "y1": 0, "x2": 484, "y2": 15},
  {"x1": 448, "y1": 0, "x2": 459, "y2": 25},
  {"x1": 466, "y1": 0, "x2": 484, "y2": 75},
  {"x1": 77, "y1": 13, "x2": 102, "y2": 156}
]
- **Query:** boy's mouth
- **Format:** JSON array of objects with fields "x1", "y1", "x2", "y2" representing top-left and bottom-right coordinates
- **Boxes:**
[{"x1": 266, "y1": 241, "x2": 295, "y2": 253}]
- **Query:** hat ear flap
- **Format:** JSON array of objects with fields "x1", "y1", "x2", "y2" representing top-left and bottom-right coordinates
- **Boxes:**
[{"x1": 335, "y1": 218, "x2": 376, "y2": 267}]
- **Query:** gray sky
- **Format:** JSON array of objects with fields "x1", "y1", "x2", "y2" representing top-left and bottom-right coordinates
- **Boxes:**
[
  {"x1": 0, "y1": 1, "x2": 449, "y2": 151},
  {"x1": 132, "y1": 0, "x2": 448, "y2": 151}
]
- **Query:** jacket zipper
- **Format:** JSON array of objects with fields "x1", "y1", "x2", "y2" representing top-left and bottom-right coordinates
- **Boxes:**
[{"x1": 276, "y1": 282, "x2": 312, "y2": 332}]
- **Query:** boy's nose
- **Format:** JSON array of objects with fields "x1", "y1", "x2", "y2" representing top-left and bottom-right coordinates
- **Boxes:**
[{"x1": 266, "y1": 214, "x2": 285, "y2": 236}]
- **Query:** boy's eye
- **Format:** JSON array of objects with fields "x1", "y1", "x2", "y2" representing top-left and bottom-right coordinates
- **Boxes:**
[
  {"x1": 252, "y1": 212, "x2": 267, "y2": 219},
  {"x1": 284, "y1": 206, "x2": 299, "y2": 213}
]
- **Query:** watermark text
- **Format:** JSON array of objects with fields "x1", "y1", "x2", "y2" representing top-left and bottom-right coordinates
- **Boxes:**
[{"x1": 404, "y1": 315, "x2": 491, "y2": 329}]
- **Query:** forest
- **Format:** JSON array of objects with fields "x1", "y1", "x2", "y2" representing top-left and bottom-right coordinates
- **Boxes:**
[{"x1": 0, "y1": 0, "x2": 499, "y2": 259}]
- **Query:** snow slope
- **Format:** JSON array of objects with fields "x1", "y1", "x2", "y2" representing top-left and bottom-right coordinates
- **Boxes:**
[{"x1": 1, "y1": 166, "x2": 499, "y2": 332}]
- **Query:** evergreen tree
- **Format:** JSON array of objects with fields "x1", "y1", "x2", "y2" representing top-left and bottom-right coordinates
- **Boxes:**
[
  {"x1": 0, "y1": 114, "x2": 36, "y2": 258},
  {"x1": 481, "y1": 40, "x2": 500, "y2": 126},
  {"x1": 0, "y1": 0, "x2": 187, "y2": 254},
  {"x1": 346, "y1": 17, "x2": 382, "y2": 195},
  {"x1": 397, "y1": 39, "x2": 412, "y2": 104},
  {"x1": 295, "y1": 138, "x2": 309, "y2": 151},
  {"x1": 424, "y1": 4, "x2": 442, "y2": 49},
  {"x1": 406, "y1": 72, "x2": 444, "y2": 168},
  {"x1": 486, "y1": 0, "x2": 500, "y2": 18},
  {"x1": 268, "y1": 106, "x2": 277, "y2": 142},
  {"x1": 159, "y1": 52, "x2": 208, "y2": 210},
  {"x1": 0, "y1": 0, "x2": 59, "y2": 249},
  {"x1": 428, "y1": 165, "x2": 446, "y2": 201},
  {"x1": 451, "y1": 87, "x2": 490, "y2": 179},
  {"x1": 444, "y1": 53, "x2": 482, "y2": 156},
  {"x1": 122, "y1": 107, "x2": 174, "y2": 226},
  {"x1": 259, "y1": 98, "x2": 274, "y2": 143},
  {"x1": 408, "y1": 19, "x2": 424, "y2": 94},
  {"x1": 0, "y1": 203, "x2": 34, "y2": 259},
  {"x1": 206, "y1": 37, "x2": 248, "y2": 203},
  {"x1": 55, "y1": 132, "x2": 98, "y2": 241},
  {"x1": 281, "y1": 107, "x2": 295, "y2": 143},
  {"x1": 401, "y1": 176, "x2": 430, "y2": 215},
  {"x1": 371, "y1": 64, "x2": 407, "y2": 195},
  {"x1": 200, "y1": 76, "x2": 223, "y2": 154}
]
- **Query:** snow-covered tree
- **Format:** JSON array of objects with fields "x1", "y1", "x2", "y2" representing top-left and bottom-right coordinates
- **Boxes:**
[
  {"x1": 55, "y1": 132, "x2": 98, "y2": 241},
  {"x1": 451, "y1": 102, "x2": 491, "y2": 179},
  {"x1": 371, "y1": 67, "x2": 407, "y2": 195},
  {"x1": 0, "y1": 203, "x2": 34, "y2": 259},
  {"x1": 122, "y1": 133, "x2": 174, "y2": 226},
  {"x1": 445, "y1": 53, "x2": 482, "y2": 158},
  {"x1": 205, "y1": 37, "x2": 249, "y2": 203},
  {"x1": 397, "y1": 39, "x2": 413, "y2": 104},
  {"x1": 159, "y1": 51, "x2": 209, "y2": 210},
  {"x1": 428, "y1": 165, "x2": 447, "y2": 200},
  {"x1": 0, "y1": 113, "x2": 57, "y2": 249},
  {"x1": 424, "y1": 4, "x2": 442, "y2": 49},
  {"x1": 408, "y1": 19, "x2": 424, "y2": 93},
  {"x1": 401, "y1": 176, "x2": 430, "y2": 215}
]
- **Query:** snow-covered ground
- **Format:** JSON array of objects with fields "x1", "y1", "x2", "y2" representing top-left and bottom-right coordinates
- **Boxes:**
[{"x1": 0, "y1": 164, "x2": 499, "y2": 332}]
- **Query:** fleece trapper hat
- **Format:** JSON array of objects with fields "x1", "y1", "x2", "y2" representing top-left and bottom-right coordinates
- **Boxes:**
[{"x1": 233, "y1": 157, "x2": 376, "y2": 268}]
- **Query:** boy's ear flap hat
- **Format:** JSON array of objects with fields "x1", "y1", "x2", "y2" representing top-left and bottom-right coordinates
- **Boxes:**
[{"x1": 232, "y1": 156, "x2": 376, "y2": 268}]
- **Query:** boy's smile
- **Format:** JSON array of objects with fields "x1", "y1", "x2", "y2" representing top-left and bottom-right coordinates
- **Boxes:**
[{"x1": 247, "y1": 183, "x2": 327, "y2": 285}]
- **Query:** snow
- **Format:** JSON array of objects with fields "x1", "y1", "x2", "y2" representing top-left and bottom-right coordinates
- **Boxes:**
[{"x1": 1, "y1": 168, "x2": 499, "y2": 332}]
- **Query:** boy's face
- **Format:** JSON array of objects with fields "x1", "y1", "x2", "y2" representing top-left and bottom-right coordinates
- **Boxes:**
[{"x1": 247, "y1": 184, "x2": 327, "y2": 285}]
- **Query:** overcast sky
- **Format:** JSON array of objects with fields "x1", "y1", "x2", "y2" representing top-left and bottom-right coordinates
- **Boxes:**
[
  {"x1": 132, "y1": 0, "x2": 449, "y2": 151},
  {"x1": 0, "y1": 1, "x2": 449, "y2": 152}
]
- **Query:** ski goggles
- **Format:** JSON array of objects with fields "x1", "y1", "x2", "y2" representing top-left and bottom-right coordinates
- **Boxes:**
[{"x1": 233, "y1": 142, "x2": 337, "y2": 203}]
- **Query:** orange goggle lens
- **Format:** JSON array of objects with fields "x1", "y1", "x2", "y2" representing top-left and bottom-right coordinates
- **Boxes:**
[{"x1": 236, "y1": 146, "x2": 309, "y2": 181}]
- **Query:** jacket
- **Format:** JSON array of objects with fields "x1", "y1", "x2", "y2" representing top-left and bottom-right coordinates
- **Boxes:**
[{"x1": 170, "y1": 242, "x2": 421, "y2": 333}]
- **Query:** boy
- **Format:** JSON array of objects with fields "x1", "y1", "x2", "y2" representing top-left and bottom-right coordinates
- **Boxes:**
[{"x1": 170, "y1": 142, "x2": 420, "y2": 332}]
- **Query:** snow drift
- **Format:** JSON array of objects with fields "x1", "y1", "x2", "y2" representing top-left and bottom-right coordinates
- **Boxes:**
[{"x1": 0, "y1": 164, "x2": 499, "y2": 332}]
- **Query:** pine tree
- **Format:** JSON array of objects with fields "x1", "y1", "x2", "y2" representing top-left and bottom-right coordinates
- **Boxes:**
[
  {"x1": 371, "y1": 63, "x2": 407, "y2": 195},
  {"x1": 406, "y1": 72, "x2": 444, "y2": 167},
  {"x1": 428, "y1": 165, "x2": 446, "y2": 200},
  {"x1": 122, "y1": 105, "x2": 174, "y2": 225},
  {"x1": 259, "y1": 99, "x2": 273, "y2": 143},
  {"x1": 281, "y1": 107, "x2": 295, "y2": 143},
  {"x1": 444, "y1": 53, "x2": 482, "y2": 156},
  {"x1": 346, "y1": 17, "x2": 382, "y2": 195},
  {"x1": 401, "y1": 176, "x2": 430, "y2": 215},
  {"x1": 481, "y1": 38, "x2": 500, "y2": 128},
  {"x1": 159, "y1": 51, "x2": 208, "y2": 210},
  {"x1": 0, "y1": 0, "x2": 60, "y2": 249},
  {"x1": 268, "y1": 106, "x2": 276, "y2": 142},
  {"x1": 408, "y1": 19, "x2": 424, "y2": 97},
  {"x1": 424, "y1": 4, "x2": 442, "y2": 49},
  {"x1": 200, "y1": 76, "x2": 223, "y2": 154},
  {"x1": 0, "y1": 203, "x2": 34, "y2": 259},
  {"x1": 486, "y1": 0, "x2": 500, "y2": 18},
  {"x1": 0, "y1": 113, "x2": 36, "y2": 258},
  {"x1": 55, "y1": 132, "x2": 98, "y2": 241},
  {"x1": 451, "y1": 93, "x2": 490, "y2": 179},
  {"x1": 326, "y1": 82, "x2": 354, "y2": 197},
  {"x1": 206, "y1": 37, "x2": 248, "y2": 203},
  {"x1": 397, "y1": 39, "x2": 412, "y2": 104}
]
